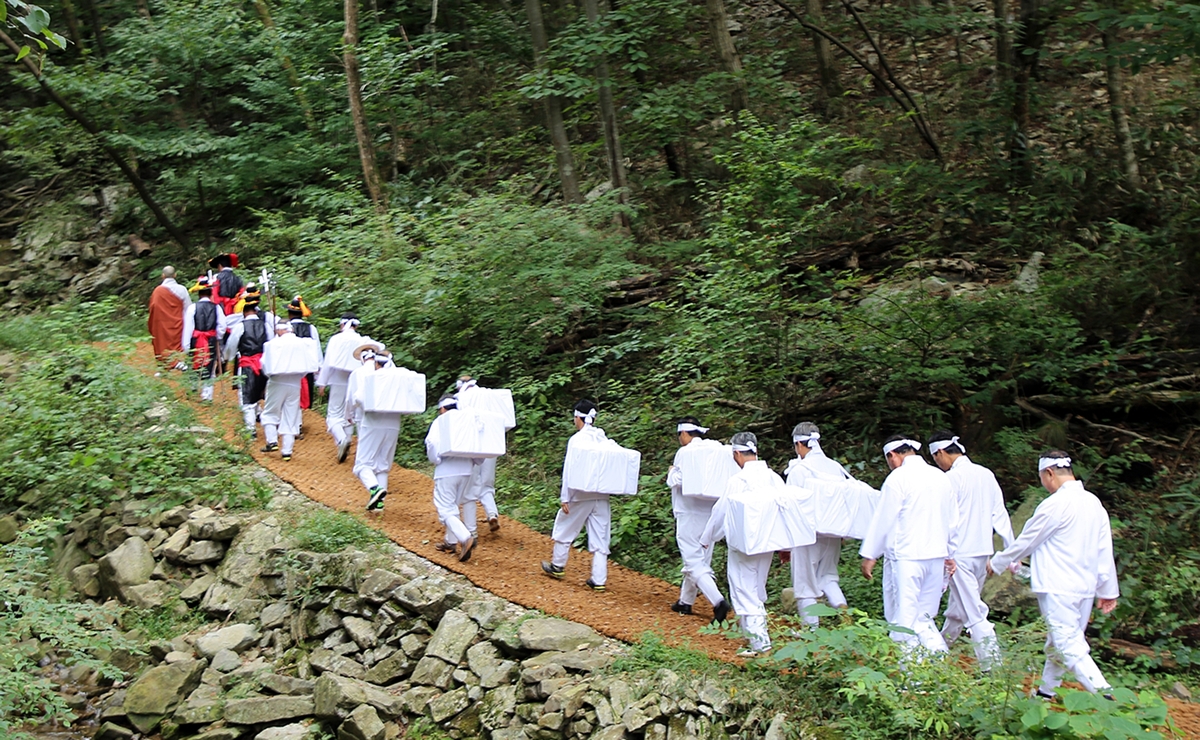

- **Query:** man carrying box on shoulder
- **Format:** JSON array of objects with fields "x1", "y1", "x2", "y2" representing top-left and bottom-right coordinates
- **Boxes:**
[
  {"x1": 425, "y1": 395, "x2": 478, "y2": 562},
  {"x1": 542, "y1": 399, "x2": 640, "y2": 592}
]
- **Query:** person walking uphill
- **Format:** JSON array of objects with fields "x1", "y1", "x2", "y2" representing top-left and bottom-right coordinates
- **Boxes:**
[
  {"x1": 425, "y1": 395, "x2": 477, "y2": 562},
  {"x1": 227, "y1": 288, "x2": 271, "y2": 436},
  {"x1": 929, "y1": 430, "x2": 1014, "y2": 668},
  {"x1": 666, "y1": 417, "x2": 730, "y2": 623},
  {"x1": 260, "y1": 323, "x2": 320, "y2": 461},
  {"x1": 541, "y1": 400, "x2": 614, "y2": 592},
  {"x1": 317, "y1": 314, "x2": 367, "y2": 463},
  {"x1": 348, "y1": 349, "x2": 403, "y2": 513},
  {"x1": 182, "y1": 276, "x2": 227, "y2": 402},
  {"x1": 147, "y1": 265, "x2": 191, "y2": 365},
  {"x1": 988, "y1": 451, "x2": 1119, "y2": 698},
  {"x1": 860, "y1": 435, "x2": 959, "y2": 654}
]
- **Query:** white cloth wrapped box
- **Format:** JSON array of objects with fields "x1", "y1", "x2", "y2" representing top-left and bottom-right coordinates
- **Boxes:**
[
  {"x1": 457, "y1": 386, "x2": 516, "y2": 429},
  {"x1": 724, "y1": 488, "x2": 816, "y2": 555},
  {"x1": 677, "y1": 440, "x2": 741, "y2": 500},
  {"x1": 262, "y1": 335, "x2": 321, "y2": 376},
  {"x1": 325, "y1": 333, "x2": 380, "y2": 374},
  {"x1": 362, "y1": 367, "x2": 426, "y2": 414},
  {"x1": 802, "y1": 478, "x2": 881, "y2": 539},
  {"x1": 564, "y1": 438, "x2": 641, "y2": 495},
  {"x1": 430, "y1": 408, "x2": 507, "y2": 458}
]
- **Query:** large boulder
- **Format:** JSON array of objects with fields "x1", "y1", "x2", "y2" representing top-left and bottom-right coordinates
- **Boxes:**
[
  {"x1": 423, "y1": 609, "x2": 478, "y2": 665},
  {"x1": 517, "y1": 619, "x2": 604, "y2": 652},
  {"x1": 188, "y1": 516, "x2": 242, "y2": 542},
  {"x1": 338, "y1": 704, "x2": 386, "y2": 740},
  {"x1": 196, "y1": 624, "x2": 261, "y2": 658},
  {"x1": 98, "y1": 536, "x2": 155, "y2": 597},
  {"x1": 0, "y1": 515, "x2": 18, "y2": 544},
  {"x1": 224, "y1": 695, "x2": 315, "y2": 725},
  {"x1": 122, "y1": 659, "x2": 206, "y2": 733},
  {"x1": 392, "y1": 576, "x2": 462, "y2": 620},
  {"x1": 313, "y1": 674, "x2": 404, "y2": 720},
  {"x1": 172, "y1": 684, "x2": 224, "y2": 725},
  {"x1": 179, "y1": 540, "x2": 226, "y2": 565}
]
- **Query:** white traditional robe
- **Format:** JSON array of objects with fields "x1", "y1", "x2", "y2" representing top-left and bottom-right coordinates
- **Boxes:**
[
  {"x1": 318, "y1": 327, "x2": 364, "y2": 445},
  {"x1": 182, "y1": 298, "x2": 228, "y2": 400},
  {"x1": 456, "y1": 384, "x2": 502, "y2": 519},
  {"x1": 668, "y1": 439, "x2": 726, "y2": 610},
  {"x1": 260, "y1": 333, "x2": 319, "y2": 455},
  {"x1": 786, "y1": 448, "x2": 853, "y2": 623},
  {"x1": 347, "y1": 362, "x2": 401, "y2": 495},
  {"x1": 700, "y1": 460, "x2": 789, "y2": 653},
  {"x1": 549, "y1": 424, "x2": 613, "y2": 586},
  {"x1": 860, "y1": 454, "x2": 959, "y2": 653},
  {"x1": 990, "y1": 480, "x2": 1118, "y2": 693},
  {"x1": 941, "y1": 455, "x2": 1015, "y2": 665},
  {"x1": 425, "y1": 409, "x2": 478, "y2": 544}
]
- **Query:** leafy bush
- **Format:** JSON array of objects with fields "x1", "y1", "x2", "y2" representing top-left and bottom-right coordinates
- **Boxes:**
[
  {"x1": 0, "y1": 521, "x2": 131, "y2": 739},
  {"x1": 288, "y1": 509, "x2": 391, "y2": 553}
]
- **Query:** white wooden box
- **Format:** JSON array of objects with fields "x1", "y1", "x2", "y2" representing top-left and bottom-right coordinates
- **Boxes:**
[
  {"x1": 263, "y1": 337, "x2": 320, "y2": 376},
  {"x1": 564, "y1": 440, "x2": 640, "y2": 496},
  {"x1": 677, "y1": 440, "x2": 741, "y2": 500},
  {"x1": 724, "y1": 488, "x2": 816, "y2": 555},
  {"x1": 434, "y1": 408, "x2": 507, "y2": 458},
  {"x1": 362, "y1": 367, "x2": 426, "y2": 414},
  {"x1": 457, "y1": 386, "x2": 516, "y2": 429}
]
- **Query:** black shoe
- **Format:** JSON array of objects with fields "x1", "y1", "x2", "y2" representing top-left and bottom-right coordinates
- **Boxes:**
[
  {"x1": 586, "y1": 579, "x2": 606, "y2": 592},
  {"x1": 1102, "y1": 693, "x2": 1116, "y2": 702},
  {"x1": 281, "y1": 453, "x2": 292, "y2": 462},
  {"x1": 1034, "y1": 690, "x2": 1056, "y2": 701},
  {"x1": 367, "y1": 487, "x2": 387, "y2": 511},
  {"x1": 435, "y1": 541, "x2": 457, "y2": 553},
  {"x1": 712, "y1": 599, "x2": 731, "y2": 624},
  {"x1": 670, "y1": 600, "x2": 693, "y2": 615},
  {"x1": 458, "y1": 536, "x2": 475, "y2": 562},
  {"x1": 488, "y1": 517, "x2": 501, "y2": 532},
  {"x1": 261, "y1": 442, "x2": 279, "y2": 453},
  {"x1": 541, "y1": 562, "x2": 564, "y2": 579}
]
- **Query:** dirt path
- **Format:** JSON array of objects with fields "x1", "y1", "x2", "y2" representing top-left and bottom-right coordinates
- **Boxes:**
[
  {"x1": 137, "y1": 344, "x2": 738, "y2": 660},
  {"x1": 132, "y1": 344, "x2": 1200, "y2": 737}
]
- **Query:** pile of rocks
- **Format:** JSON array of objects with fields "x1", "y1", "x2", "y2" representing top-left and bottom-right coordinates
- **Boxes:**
[{"x1": 49, "y1": 494, "x2": 783, "y2": 740}]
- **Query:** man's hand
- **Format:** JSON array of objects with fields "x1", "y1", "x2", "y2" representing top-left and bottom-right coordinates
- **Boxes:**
[
  {"x1": 986, "y1": 559, "x2": 995, "y2": 576},
  {"x1": 561, "y1": 502, "x2": 570, "y2": 515},
  {"x1": 317, "y1": 386, "x2": 327, "y2": 398},
  {"x1": 1098, "y1": 597, "x2": 1118, "y2": 615},
  {"x1": 861, "y1": 558, "x2": 876, "y2": 580},
  {"x1": 945, "y1": 558, "x2": 957, "y2": 577}
]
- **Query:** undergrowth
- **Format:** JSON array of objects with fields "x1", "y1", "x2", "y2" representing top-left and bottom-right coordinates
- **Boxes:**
[{"x1": 287, "y1": 508, "x2": 391, "y2": 554}]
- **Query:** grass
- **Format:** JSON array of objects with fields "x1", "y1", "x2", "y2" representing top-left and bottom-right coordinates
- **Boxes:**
[{"x1": 288, "y1": 508, "x2": 391, "y2": 553}]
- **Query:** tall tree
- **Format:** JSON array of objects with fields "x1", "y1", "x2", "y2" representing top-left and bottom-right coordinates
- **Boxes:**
[
  {"x1": 703, "y1": 0, "x2": 749, "y2": 110},
  {"x1": 526, "y1": 0, "x2": 583, "y2": 203},
  {"x1": 582, "y1": 0, "x2": 629, "y2": 224},
  {"x1": 252, "y1": 0, "x2": 317, "y2": 133},
  {"x1": 805, "y1": 0, "x2": 840, "y2": 98},
  {"x1": 1102, "y1": 24, "x2": 1141, "y2": 191},
  {"x1": 343, "y1": 0, "x2": 387, "y2": 211},
  {"x1": 1009, "y1": 0, "x2": 1051, "y2": 184}
]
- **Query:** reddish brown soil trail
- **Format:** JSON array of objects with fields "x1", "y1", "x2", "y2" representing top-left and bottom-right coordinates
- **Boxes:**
[
  {"x1": 138, "y1": 344, "x2": 738, "y2": 659},
  {"x1": 132, "y1": 344, "x2": 1200, "y2": 738}
]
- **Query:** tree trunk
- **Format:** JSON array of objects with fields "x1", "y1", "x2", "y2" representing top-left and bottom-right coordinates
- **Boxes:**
[
  {"x1": 253, "y1": 0, "x2": 318, "y2": 134},
  {"x1": 703, "y1": 0, "x2": 750, "y2": 110},
  {"x1": 1009, "y1": 0, "x2": 1048, "y2": 185},
  {"x1": 582, "y1": 0, "x2": 629, "y2": 226},
  {"x1": 58, "y1": 0, "x2": 84, "y2": 52},
  {"x1": 805, "y1": 0, "x2": 840, "y2": 98},
  {"x1": 343, "y1": 0, "x2": 387, "y2": 211},
  {"x1": 76, "y1": 0, "x2": 106, "y2": 56},
  {"x1": 526, "y1": 0, "x2": 584, "y2": 203},
  {"x1": 992, "y1": 0, "x2": 1012, "y2": 85},
  {"x1": 1103, "y1": 26, "x2": 1141, "y2": 191},
  {"x1": 0, "y1": 29, "x2": 188, "y2": 247}
]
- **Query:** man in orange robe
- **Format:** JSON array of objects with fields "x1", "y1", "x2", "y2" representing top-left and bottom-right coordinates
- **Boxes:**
[{"x1": 147, "y1": 266, "x2": 191, "y2": 365}]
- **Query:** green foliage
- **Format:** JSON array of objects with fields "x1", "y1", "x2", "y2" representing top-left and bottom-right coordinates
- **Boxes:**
[
  {"x1": 0, "y1": 326, "x2": 266, "y2": 515},
  {"x1": 288, "y1": 508, "x2": 390, "y2": 554},
  {"x1": 761, "y1": 608, "x2": 1174, "y2": 739},
  {"x1": 609, "y1": 631, "x2": 723, "y2": 674},
  {"x1": 0, "y1": 520, "x2": 131, "y2": 739},
  {"x1": 122, "y1": 601, "x2": 211, "y2": 641}
]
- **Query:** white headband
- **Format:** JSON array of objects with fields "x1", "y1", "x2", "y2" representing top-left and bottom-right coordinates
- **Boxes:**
[
  {"x1": 340, "y1": 318, "x2": 360, "y2": 328},
  {"x1": 677, "y1": 423, "x2": 709, "y2": 434},
  {"x1": 438, "y1": 397, "x2": 458, "y2": 409},
  {"x1": 574, "y1": 409, "x2": 597, "y2": 424},
  {"x1": 360, "y1": 349, "x2": 376, "y2": 361},
  {"x1": 929, "y1": 436, "x2": 963, "y2": 454},
  {"x1": 456, "y1": 378, "x2": 477, "y2": 391},
  {"x1": 792, "y1": 431, "x2": 820, "y2": 443},
  {"x1": 883, "y1": 439, "x2": 921, "y2": 455},
  {"x1": 731, "y1": 442, "x2": 757, "y2": 453},
  {"x1": 1038, "y1": 456, "x2": 1072, "y2": 472}
]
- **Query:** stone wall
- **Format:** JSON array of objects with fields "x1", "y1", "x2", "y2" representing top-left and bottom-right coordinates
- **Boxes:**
[{"x1": 46, "y1": 476, "x2": 786, "y2": 740}]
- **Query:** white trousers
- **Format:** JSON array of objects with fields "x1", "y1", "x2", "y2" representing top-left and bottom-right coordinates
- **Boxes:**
[
  {"x1": 325, "y1": 383, "x2": 352, "y2": 445},
  {"x1": 791, "y1": 535, "x2": 847, "y2": 625},
  {"x1": 200, "y1": 384, "x2": 214, "y2": 401},
  {"x1": 942, "y1": 555, "x2": 1001, "y2": 666},
  {"x1": 262, "y1": 377, "x2": 302, "y2": 455},
  {"x1": 675, "y1": 512, "x2": 724, "y2": 607},
  {"x1": 464, "y1": 456, "x2": 499, "y2": 519},
  {"x1": 550, "y1": 497, "x2": 610, "y2": 585},
  {"x1": 727, "y1": 548, "x2": 773, "y2": 652},
  {"x1": 353, "y1": 420, "x2": 400, "y2": 492},
  {"x1": 890, "y1": 558, "x2": 949, "y2": 653},
  {"x1": 434, "y1": 475, "x2": 473, "y2": 544},
  {"x1": 1037, "y1": 593, "x2": 1111, "y2": 694}
]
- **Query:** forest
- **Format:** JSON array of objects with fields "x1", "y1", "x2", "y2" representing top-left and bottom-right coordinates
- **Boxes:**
[{"x1": 2, "y1": 0, "x2": 1200, "y2": 731}]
